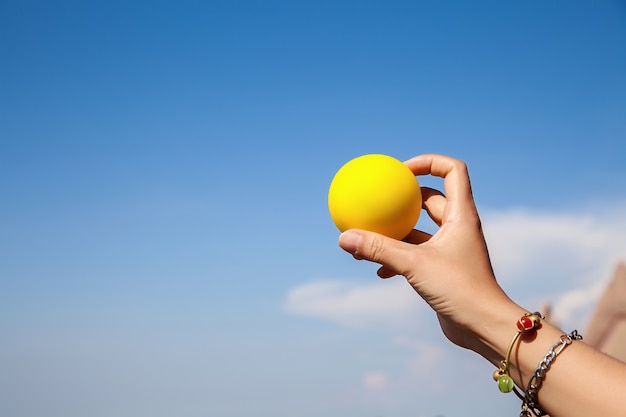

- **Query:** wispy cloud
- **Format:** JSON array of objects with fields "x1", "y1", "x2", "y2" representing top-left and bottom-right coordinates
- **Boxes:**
[
  {"x1": 362, "y1": 372, "x2": 388, "y2": 390},
  {"x1": 482, "y1": 201, "x2": 626, "y2": 328},
  {"x1": 283, "y1": 201, "x2": 626, "y2": 406},
  {"x1": 287, "y1": 202, "x2": 626, "y2": 330},
  {"x1": 283, "y1": 278, "x2": 425, "y2": 330}
]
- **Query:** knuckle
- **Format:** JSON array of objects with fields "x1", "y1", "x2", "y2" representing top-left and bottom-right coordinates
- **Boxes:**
[
  {"x1": 365, "y1": 234, "x2": 385, "y2": 262},
  {"x1": 453, "y1": 159, "x2": 469, "y2": 173}
]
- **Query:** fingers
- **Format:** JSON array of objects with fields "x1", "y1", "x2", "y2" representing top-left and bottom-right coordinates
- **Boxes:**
[
  {"x1": 421, "y1": 187, "x2": 446, "y2": 227},
  {"x1": 404, "y1": 154, "x2": 475, "y2": 219},
  {"x1": 338, "y1": 154, "x2": 476, "y2": 279},
  {"x1": 403, "y1": 228, "x2": 432, "y2": 244},
  {"x1": 377, "y1": 266, "x2": 398, "y2": 278},
  {"x1": 338, "y1": 230, "x2": 416, "y2": 277},
  {"x1": 376, "y1": 229, "x2": 433, "y2": 278}
]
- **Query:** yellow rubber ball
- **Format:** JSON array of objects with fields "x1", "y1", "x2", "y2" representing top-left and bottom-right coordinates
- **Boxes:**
[{"x1": 328, "y1": 154, "x2": 422, "y2": 240}]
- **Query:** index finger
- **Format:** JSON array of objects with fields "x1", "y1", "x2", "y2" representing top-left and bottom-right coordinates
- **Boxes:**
[{"x1": 404, "y1": 154, "x2": 476, "y2": 215}]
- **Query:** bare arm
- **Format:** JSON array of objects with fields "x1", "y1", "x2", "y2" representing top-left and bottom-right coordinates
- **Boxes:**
[{"x1": 338, "y1": 154, "x2": 626, "y2": 417}]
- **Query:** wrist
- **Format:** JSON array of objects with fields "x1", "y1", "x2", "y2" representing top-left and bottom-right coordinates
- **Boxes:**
[
  {"x1": 467, "y1": 302, "x2": 571, "y2": 393},
  {"x1": 467, "y1": 300, "x2": 529, "y2": 367}
]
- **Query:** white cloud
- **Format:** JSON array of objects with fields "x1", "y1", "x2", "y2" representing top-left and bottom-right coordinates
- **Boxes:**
[
  {"x1": 283, "y1": 201, "x2": 626, "y2": 414},
  {"x1": 287, "y1": 202, "x2": 626, "y2": 331},
  {"x1": 362, "y1": 372, "x2": 387, "y2": 390},
  {"x1": 481, "y1": 201, "x2": 626, "y2": 329},
  {"x1": 283, "y1": 277, "x2": 425, "y2": 330}
]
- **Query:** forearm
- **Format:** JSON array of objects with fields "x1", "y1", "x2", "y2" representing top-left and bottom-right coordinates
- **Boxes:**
[{"x1": 473, "y1": 303, "x2": 626, "y2": 417}]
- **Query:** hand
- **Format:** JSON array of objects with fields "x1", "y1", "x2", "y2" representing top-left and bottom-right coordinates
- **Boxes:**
[{"x1": 338, "y1": 154, "x2": 516, "y2": 351}]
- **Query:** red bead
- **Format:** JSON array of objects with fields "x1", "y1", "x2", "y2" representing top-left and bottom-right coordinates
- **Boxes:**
[{"x1": 517, "y1": 316, "x2": 534, "y2": 331}]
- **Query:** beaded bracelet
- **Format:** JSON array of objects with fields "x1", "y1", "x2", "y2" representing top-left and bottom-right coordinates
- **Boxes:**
[
  {"x1": 493, "y1": 312, "x2": 543, "y2": 393},
  {"x1": 519, "y1": 330, "x2": 583, "y2": 417}
]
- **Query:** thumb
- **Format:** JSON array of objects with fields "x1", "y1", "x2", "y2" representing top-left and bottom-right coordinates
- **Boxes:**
[{"x1": 338, "y1": 230, "x2": 414, "y2": 275}]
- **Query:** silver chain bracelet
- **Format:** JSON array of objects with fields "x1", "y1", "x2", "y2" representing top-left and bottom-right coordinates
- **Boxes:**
[{"x1": 520, "y1": 330, "x2": 583, "y2": 417}]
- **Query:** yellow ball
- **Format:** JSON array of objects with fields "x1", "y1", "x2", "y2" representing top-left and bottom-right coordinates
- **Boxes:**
[{"x1": 328, "y1": 154, "x2": 422, "y2": 240}]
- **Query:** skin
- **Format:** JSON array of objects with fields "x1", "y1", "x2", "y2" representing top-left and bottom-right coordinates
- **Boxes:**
[{"x1": 338, "y1": 154, "x2": 626, "y2": 417}]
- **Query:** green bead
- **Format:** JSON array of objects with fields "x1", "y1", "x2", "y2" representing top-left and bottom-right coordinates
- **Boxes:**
[{"x1": 498, "y1": 375, "x2": 514, "y2": 393}]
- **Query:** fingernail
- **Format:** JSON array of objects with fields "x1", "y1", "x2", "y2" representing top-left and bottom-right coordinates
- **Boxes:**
[{"x1": 339, "y1": 231, "x2": 361, "y2": 255}]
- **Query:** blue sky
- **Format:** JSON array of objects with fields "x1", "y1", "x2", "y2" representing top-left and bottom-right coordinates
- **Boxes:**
[{"x1": 1, "y1": 1, "x2": 625, "y2": 416}]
